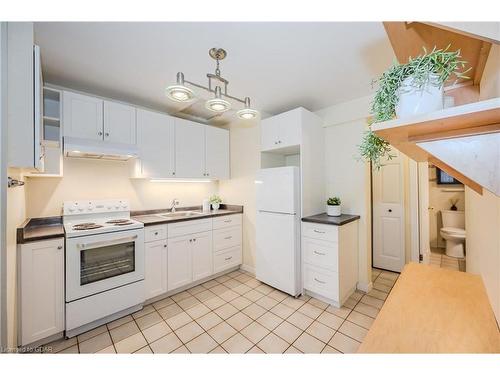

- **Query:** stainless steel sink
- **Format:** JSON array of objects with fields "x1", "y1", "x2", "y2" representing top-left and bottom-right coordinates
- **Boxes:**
[{"x1": 158, "y1": 211, "x2": 204, "y2": 219}]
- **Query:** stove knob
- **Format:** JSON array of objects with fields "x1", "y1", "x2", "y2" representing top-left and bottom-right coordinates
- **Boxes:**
[
  {"x1": 68, "y1": 207, "x2": 75, "y2": 212},
  {"x1": 115, "y1": 205, "x2": 120, "y2": 209}
]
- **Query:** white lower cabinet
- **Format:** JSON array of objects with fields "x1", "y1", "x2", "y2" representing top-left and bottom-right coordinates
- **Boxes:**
[
  {"x1": 143, "y1": 214, "x2": 242, "y2": 298},
  {"x1": 302, "y1": 220, "x2": 359, "y2": 307},
  {"x1": 167, "y1": 235, "x2": 193, "y2": 290},
  {"x1": 18, "y1": 238, "x2": 65, "y2": 346},
  {"x1": 144, "y1": 239, "x2": 168, "y2": 300},
  {"x1": 192, "y1": 231, "x2": 213, "y2": 282}
]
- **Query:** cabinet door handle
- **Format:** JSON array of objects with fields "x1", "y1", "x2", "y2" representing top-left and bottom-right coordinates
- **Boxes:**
[
  {"x1": 163, "y1": 244, "x2": 167, "y2": 248},
  {"x1": 172, "y1": 172, "x2": 176, "y2": 175},
  {"x1": 225, "y1": 256, "x2": 233, "y2": 261},
  {"x1": 224, "y1": 220, "x2": 231, "y2": 223},
  {"x1": 193, "y1": 238, "x2": 197, "y2": 242},
  {"x1": 314, "y1": 277, "x2": 326, "y2": 284},
  {"x1": 224, "y1": 236, "x2": 232, "y2": 240},
  {"x1": 105, "y1": 132, "x2": 109, "y2": 137},
  {"x1": 154, "y1": 232, "x2": 159, "y2": 235},
  {"x1": 57, "y1": 245, "x2": 63, "y2": 250},
  {"x1": 313, "y1": 229, "x2": 325, "y2": 234},
  {"x1": 189, "y1": 239, "x2": 192, "y2": 242},
  {"x1": 98, "y1": 131, "x2": 103, "y2": 136},
  {"x1": 313, "y1": 250, "x2": 325, "y2": 256}
]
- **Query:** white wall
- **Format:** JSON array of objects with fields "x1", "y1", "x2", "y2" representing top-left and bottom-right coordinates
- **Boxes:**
[
  {"x1": 219, "y1": 119, "x2": 260, "y2": 271},
  {"x1": 465, "y1": 43, "x2": 500, "y2": 322},
  {"x1": 0, "y1": 21, "x2": 7, "y2": 348},
  {"x1": 315, "y1": 96, "x2": 373, "y2": 291},
  {"x1": 6, "y1": 168, "x2": 26, "y2": 348},
  {"x1": 25, "y1": 158, "x2": 218, "y2": 218}
]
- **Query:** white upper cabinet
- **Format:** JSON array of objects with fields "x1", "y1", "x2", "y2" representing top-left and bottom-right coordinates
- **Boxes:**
[
  {"x1": 103, "y1": 100, "x2": 136, "y2": 144},
  {"x1": 174, "y1": 118, "x2": 205, "y2": 178},
  {"x1": 261, "y1": 108, "x2": 302, "y2": 151},
  {"x1": 136, "y1": 109, "x2": 174, "y2": 178},
  {"x1": 205, "y1": 126, "x2": 230, "y2": 179},
  {"x1": 63, "y1": 91, "x2": 103, "y2": 141}
]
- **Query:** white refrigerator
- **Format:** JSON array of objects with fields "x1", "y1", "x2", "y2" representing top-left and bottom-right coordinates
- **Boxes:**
[{"x1": 255, "y1": 166, "x2": 301, "y2": 296}]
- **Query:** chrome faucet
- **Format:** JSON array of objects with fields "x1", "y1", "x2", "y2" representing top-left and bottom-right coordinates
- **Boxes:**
[{"x1": 170, "y1": 198, "x2": 179, "y2": 212}]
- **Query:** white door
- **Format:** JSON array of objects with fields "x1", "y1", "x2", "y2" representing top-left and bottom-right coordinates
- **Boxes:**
[
  {"x1": 191, "y1": 231, "x2": 213, "y2": 282},
  {"x1": 103, "y1": 100, "x2": 136, "y2": 145},
  {"x1": 174, "y1": 118, "x2": 205, "y2": 178},
  {"x1": 20, "y1": 239, "x2": 64, "y2": 346},
  {"x1": 256, "y1": 211, "x2": 299, "y2": 296},
  {"x1": 167, "y1": 235, "x2": 192, "y2": 290},
  {"x1": 63, "y1": 91, "x2": 103, "y2": 140},
  {"x1": 277, "y1": 108, "x2": 301, "y2": 148},
  {"x1": 205, "y1": 126, "x2": 229, "y2": 179},
  {"x1": 256, "y1": 167, "x2": 299, "y2": 214},
  {"x1": 144, "y1": 240, "x2": 168, "y2": 300},
  {"x1": 260, "y1": 116, "x2": 281, "y2": 151},
  {"x1": 136, "y1": 109, "x2": 174, "y2": 178},
  {"x1": 372, "y1": 150, "x2": 406, "y2": 272}
]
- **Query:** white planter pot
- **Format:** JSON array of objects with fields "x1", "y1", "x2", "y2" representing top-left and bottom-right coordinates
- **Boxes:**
[
  {"x1": 327, "y1": 205, "x2": 341, "y2": 217},
  {"x1": 211, "y1": 202, "x2": 220, "y2": 211},
  {"x1": 395, "y1": 73, "x2": 444, "y2": 119}
]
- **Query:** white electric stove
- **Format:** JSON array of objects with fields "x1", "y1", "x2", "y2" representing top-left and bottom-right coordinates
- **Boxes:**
[{"x1": 63, "y1": 199, "x2": 145, "y2": 337}]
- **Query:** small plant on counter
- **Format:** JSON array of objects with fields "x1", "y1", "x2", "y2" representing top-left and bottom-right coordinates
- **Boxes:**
[
  {"x1": 209, "y1": 195, "x2": 222, "y2": 211},
  {"x1": 358, "y1": 46, "x2": 470, "y2": 169},
  {"x1": 326, "y1": 197, "x2": 342, "y2": 217},
  {"x1": 327, "y1": 197, "x2": 341, "y2": 206},
  {"x1": 209, "y1": 195, "x2": 222, "y2": 204}
]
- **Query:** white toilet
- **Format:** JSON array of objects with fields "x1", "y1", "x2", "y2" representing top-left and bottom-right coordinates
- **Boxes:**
[{"x1": 440, "y1": 210, "x2": 466, "y2": 258}]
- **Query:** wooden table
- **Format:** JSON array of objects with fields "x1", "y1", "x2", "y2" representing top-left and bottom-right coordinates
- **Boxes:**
[{"x1": 358, "y1": 263, "x2": 500, "y2": 353}]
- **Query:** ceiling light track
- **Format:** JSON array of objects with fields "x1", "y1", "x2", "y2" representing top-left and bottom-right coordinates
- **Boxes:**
[{"x1": 166, "y1": 48, "x2": 259, "y2": 120}]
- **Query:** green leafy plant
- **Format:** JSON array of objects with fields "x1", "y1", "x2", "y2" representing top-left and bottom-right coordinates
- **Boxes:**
[
  {"x1": 327, "y1": 197, "x2": 341, "y2": 206},
  {"x1": 359, "y1": 46, "x2": 470, "y2": 169},
  {"x1": 209, "y1": 195, "x2": 222, "y2": 204}
]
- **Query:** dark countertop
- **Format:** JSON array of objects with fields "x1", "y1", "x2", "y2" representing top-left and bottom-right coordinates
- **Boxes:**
[
  {"x1": 17, "y1": 217, "x2": 65, "y2": 244},
  {"x1": 17, "y1": 204, "x2": 244, "y2": 243},
  {"x1": 301, "y1": 213, "x2": 360, "y2": 226},
  {"x1": 131, "y1": 204, "x2": 243, "y2": 226}
]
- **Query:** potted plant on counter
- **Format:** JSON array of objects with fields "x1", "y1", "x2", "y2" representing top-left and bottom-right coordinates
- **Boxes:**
[
  {"x1": 327, "y1": 197, "x2": 341, "y2": 217},
  {"x1": 209, "y1": 195, "x2": 222, "y2": 211},
  {"x1": 359, "y1": 46, "x2": 470, "y2": 169}
]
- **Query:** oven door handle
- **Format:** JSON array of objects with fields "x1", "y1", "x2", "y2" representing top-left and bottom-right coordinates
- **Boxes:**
[{"x1": 77, "y1": 235, "x2": 138, "y2": 250}]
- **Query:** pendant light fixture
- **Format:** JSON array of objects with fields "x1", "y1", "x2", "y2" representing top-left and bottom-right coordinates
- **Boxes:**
[{"x1": 165, "y1": 48, "x2": 259, "y2": 119}]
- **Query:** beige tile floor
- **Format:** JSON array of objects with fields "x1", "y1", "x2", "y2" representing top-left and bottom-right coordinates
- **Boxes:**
[
  {"x1": 43, "y1": 268, "x2": 399, "y2": 354},
  {"x1": 429, "y1": 248, "x2": 465, "y2": 271}
]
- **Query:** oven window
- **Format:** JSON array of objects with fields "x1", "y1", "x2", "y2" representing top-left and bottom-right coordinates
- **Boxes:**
[{"x1": 80, "y1": 241, "x2": 135, "y2": 285}]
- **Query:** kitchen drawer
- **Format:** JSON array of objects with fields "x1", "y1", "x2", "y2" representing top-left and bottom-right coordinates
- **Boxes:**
[
  {"x1": 214, "y1": 246, "x2": 242, "y2": 273},
  {"x1": 302, "y1": 222, "x2": 338, "y2": 242},
  {"x1": 145, "y1": 224, "x2": 168, "y2": 242},
  {"x1": 213, "y1": 214, "x2": 242, "y2": 230},
  {"x1": 303, "y1": 237, "x2": 338, "y2": 271},
  {"x1": 168, "y1": 218, "x2": 212, "y2": 238},
  {"x1": 213, "y1": 226, "x2": 242, "y2": 252},
  {"x1": 303, "y1": 264, "x2": 339, "y2": 302}
]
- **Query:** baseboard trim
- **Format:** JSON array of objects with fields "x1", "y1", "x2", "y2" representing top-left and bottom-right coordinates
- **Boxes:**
[
  {"x1": 357, "y1": 281, "x2": 373, "y2": 293},
  {"x1": 239, "y1": 263, "x2": 255, "y2": 275}
]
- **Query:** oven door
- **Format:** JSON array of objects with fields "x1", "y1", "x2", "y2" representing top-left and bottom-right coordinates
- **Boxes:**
[{"x1": 66, "y1": 228, "x2": 144, "y2": 302}]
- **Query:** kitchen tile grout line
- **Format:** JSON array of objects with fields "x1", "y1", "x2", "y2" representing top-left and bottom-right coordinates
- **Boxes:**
[{"x1": 59, "y1": 268, "x2": 397, "y2": 353}]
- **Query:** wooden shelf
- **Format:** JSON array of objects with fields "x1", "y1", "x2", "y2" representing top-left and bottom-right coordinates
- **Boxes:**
[
  {"x1": 372, "y1": 98, "x2": 500, "y2": 195},
  {"x1": 372, "y1": 98, "x2": 500, "y2": 145}
]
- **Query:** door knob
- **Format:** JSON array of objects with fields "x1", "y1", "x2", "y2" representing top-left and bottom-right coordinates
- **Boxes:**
[{"x1": 388, "y1": 209, "x2": 392, "y2": 212}]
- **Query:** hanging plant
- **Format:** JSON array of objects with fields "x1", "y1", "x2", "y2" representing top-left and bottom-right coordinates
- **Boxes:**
[{"x1": 359, "y1": 46, "x2": 470, "y2": 169}]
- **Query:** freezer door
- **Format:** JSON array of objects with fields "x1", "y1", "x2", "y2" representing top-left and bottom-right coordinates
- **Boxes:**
[
  {"x1": 255, "y1": 166, "x2": 299, "y2": 214},
  {"x1": 256, "y1": 211, "x2": 300, "y2": 296}
]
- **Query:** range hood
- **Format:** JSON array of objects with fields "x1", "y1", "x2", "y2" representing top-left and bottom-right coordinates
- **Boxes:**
[{"x1": 63, "y1": 137, "x2": 139, "y2": 161}]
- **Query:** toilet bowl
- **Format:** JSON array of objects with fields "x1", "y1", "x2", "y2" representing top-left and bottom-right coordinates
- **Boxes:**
[{"x1": 440, "y1": 210, "x2": 466, "y2": 258}]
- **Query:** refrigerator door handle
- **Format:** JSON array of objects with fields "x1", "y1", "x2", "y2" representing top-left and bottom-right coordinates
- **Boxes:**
[{"x1": 258, "y1": 210, "x2": 296, "y2": 215}]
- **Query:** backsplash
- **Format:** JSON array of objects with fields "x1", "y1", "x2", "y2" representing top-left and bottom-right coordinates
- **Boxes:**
[{"x1": 25, "y1": 158, "x2": 219, "y2": 218}]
